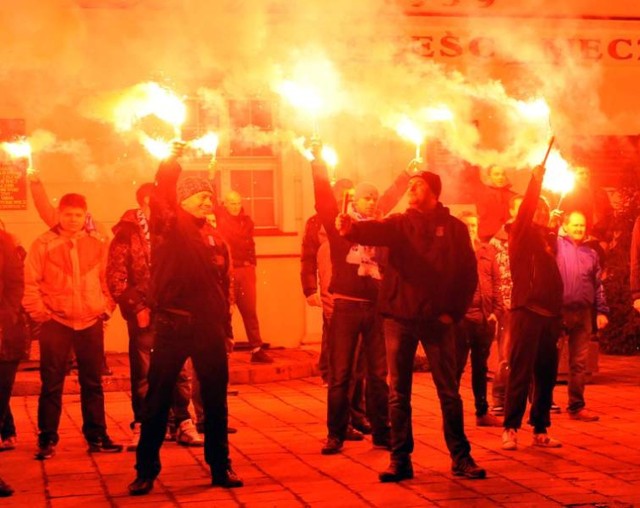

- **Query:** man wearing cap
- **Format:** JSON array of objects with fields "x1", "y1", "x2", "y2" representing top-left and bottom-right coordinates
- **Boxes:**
[
  {"x1": 336, "y1": 170, "x2": 485, "y2": 482},
  {"x1": 129, "y1": 145, "x2": 242, "y2": 495}
]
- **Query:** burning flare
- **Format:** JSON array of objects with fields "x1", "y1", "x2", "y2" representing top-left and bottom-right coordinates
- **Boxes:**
[
  {"x1": 395, "y1": 116, "x2": 425, "y2": 159},
  {"x1": 1, "y1": 139, "x2": 34, "y2": 174},
  {"x1": 292, "y1": 136, "x2": 338, "y2": 168},
  {"x1": 189, "y1": 132, "x2": 219, "y2": 156},
  {"x1": 542, "y1": 150, "x2": 575, "y2": 196}
]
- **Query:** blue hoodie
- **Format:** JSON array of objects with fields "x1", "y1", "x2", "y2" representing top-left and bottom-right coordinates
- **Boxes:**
[{"x1": 556, "y1": 235, "x2": 609, "y2": 315}]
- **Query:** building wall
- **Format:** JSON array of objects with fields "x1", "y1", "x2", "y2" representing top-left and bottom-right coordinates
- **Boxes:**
[{"x1": 2, "y1": 1, "x2": 639, "y2": 352}]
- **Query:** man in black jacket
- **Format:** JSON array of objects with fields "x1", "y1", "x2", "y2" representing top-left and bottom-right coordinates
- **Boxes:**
[
  {"x1": 128, "y1": 145, "x2": 242, "y2": 495},
  {"x1": 501, "y1": 164, "x2": 564, "y2": 451},
  {"x1": 336, "y1": 170, "x2": 485, "y2": 482},
  {"x1": 455, "y1": 211, "x2": 503, "y2": 428},
  {"x1": 108, "y1": 183, "x2": 204, "y2": 451}
]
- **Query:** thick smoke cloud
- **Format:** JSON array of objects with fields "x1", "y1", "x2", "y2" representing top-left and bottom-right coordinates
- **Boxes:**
[{"x1": 0, "y1": 0, "x2": 621, "y2": 185}]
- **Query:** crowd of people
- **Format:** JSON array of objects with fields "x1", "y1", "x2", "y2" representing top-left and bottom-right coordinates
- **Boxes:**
[{"x1": 0, "y1": 141, "x2": 630, "y2": 497}]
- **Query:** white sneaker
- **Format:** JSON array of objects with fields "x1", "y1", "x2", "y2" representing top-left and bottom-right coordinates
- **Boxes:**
[
  {"x1": 127, "y1": 423, "x2": 141, "y2": 452},
  {"x1": 532, "y1": 433, "x2": 562, "y2": 448},
  {"x1": 502, "y1": 428, "x2": 517, "y2": 450},
  {"x1": 176, "y1": 419, "x2": 204, "y2": 447}
]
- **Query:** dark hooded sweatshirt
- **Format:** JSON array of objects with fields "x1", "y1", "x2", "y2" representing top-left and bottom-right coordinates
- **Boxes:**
[{"x1": 508, "y1": 174, "x2": 563, "y2": 316}]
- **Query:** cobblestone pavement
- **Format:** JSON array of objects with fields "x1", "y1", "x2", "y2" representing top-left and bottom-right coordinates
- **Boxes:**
[{"x1": 1, "y1": 353, "x2": 639, "y2": 507}]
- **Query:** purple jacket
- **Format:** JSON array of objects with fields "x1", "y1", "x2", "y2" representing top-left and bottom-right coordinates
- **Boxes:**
[{"x1": 556, "y1": 235, "x2": 609, "y2": 315}]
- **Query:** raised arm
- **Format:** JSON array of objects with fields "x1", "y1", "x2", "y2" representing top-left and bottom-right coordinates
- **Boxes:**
[
  {"x1": 28, "y1": 174, "x2": 58, "y2": 228},
  {"x1": 510, "y1": 166, "x2": 545, "y2": 246},
  {"x1": 377, "y1": 167, "x2": 411, "y2": 216}
]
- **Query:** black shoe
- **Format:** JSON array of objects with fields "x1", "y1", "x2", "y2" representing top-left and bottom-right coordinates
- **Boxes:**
[
  {"x1": 0, "y1": 478, "x2": 14, "y2": 497},
  {"x1": 88, "y1": 435, "x2": 124, "y2": 453},
  {"x1": 345, "y1": 426, "x2": 364, "y2": 441},
  {"x1": 211, "y1": 468, "x2": 244, "y2": 488},
  {"x1": 321, "y1": 436, "x2": 343, "y2": 455},
  {"x1": 372, "y1": 434, "x2": 391, "y2": 450},
  {"x1": 128, "y1": 477, "x2": 155, "y2": 496},
  {"x1": 251, "y1": 349, "x2": 274, "y2": 363},
  {"x1": 351, "y1": 419, "x2": 372, "y2": 435},
  {"x1": 452, "y1": 456, "x2": 486, "y2": 479},
  {"x1": 35, "y1": 442, "x2": 56, "y2": 460},
  {"x1": 379, "y1": 461, "x2": 414, "y2": 483}
]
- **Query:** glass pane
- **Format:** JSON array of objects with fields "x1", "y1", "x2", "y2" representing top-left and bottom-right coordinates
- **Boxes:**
[
  {"x1": 229, "y1": 171, "x2": 253, "y2": 198},
  {"x1": 251, "y1": 100, "x2": 273, "y2": 129},
  {"x1": 251, "y1": 170, "x2": 274, "y2": 198},
  {"x1": 252, "y1": 198, "x2": 276, "y2": 227},
  {"x1": 230, "y1": 137, "x2": 252, "y2": 156},
  {"x1": 229, "y1": 100, "x2": 250, "y2": 128}
]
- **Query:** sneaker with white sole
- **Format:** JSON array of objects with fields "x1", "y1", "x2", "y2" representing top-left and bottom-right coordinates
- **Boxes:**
[
  {"x1": 502, "y1": 428, "x2": 517, "y2": 450},
  {"x1": 176, "y1": 419, "x2": 204, "y2": 447},
  {"x1": 532, "y1": 433, "x2": 562, "y2": 448}
]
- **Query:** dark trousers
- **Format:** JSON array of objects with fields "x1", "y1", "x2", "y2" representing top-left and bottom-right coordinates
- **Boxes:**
[
  {"x1": 327, "y1": 299, "x2": 389, "y2": 441},
  {"x1": 38, "y1": 319, "x2": 107, "y2": 445},
  {"x1": 319, "y1": 314, "x2": 330, "y2": 383},
  {"x1": 454, "y1": 319, "x2": 495, "y2": 416},
  {"x1": 321, "y1": 310, "x2": 368, "y2": 425},
  {"x1": 561, "y1": 306, "x2": 593, "y2": 413},
  {"x1": 491, "y1": 311, "x2": 512, "y2": 408},
  {"x1": 504, "y1": 308, "x2": 561, "y2": 432},
  {"x1": 0, "y1": 361, "x2": 19, "y2": 439},
  {"x1": 384, "y1": 318, "x2": 471, "y2": 464},
  {"x1": 127, "y1": 321, "x2": 192, "y2": 427},
  {"x1": 233, "y1": 265, "x2": 263, "y2": 348},
  {"x1": 135, "y1": 311, "x2": 229, "y2": 480}
]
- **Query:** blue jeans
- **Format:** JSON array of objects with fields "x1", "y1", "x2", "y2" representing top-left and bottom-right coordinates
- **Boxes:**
[
  {"x1": 384, "y1": 318, "x2": 471, "y2": 464},
  {"x1": 562, "y1": 306, "x2": 593, "y2": 413},
  {"x1": 127, "y1": 320, "x2": 192, "y2": 427},
  {"x1": 38, "y1": 319, "x2": 107, "y2": 445},
  {"x1": 326, "y1": 299, "x2": 389, "y2": 441},
  {"x1": 491, "y1": 311, "x2": 512, "y2": 408}
]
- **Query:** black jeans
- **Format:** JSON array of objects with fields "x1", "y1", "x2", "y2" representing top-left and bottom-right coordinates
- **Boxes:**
[
  {"x1": 135, "y1": 311, "x2": 229, "y2": 480},
  {"x1": 127, "y1": 321, "x2": 192, "y2": 427},
  {"x1": 454, "y1": 319, "x2": 495, "y2": 416},
  {"x1": 233, "y1": 266, "x2": 263, "y2": 348},
  {"x1": 38, "y1": 319, "x2": 107, "y2": 445},
  {"x1": 384, "y1": 317, "x2": 471, "y2": 464},
  {"x1": 504, "y1": 308, "x2": 561, "y2": 432},
  {"x1": 0, "y1": 361, "x2": 19, "y2": 439},
  {"x1": 327, "y1": 299, "x2": 389, "y2": 441}
]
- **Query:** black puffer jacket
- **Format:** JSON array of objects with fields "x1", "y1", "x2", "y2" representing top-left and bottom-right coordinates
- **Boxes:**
[
  {"x1": 346, "y1": 204, "x2": 478, "y2": 323},
  {"x1": 0, "y1": 231, "x2": 27, "y2": 362}
]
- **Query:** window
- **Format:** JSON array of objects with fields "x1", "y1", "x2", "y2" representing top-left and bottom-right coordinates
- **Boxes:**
[{"x1": 182, "y1": 97, "x2": 278, "y2": 230}]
